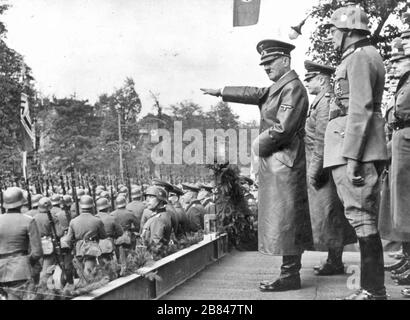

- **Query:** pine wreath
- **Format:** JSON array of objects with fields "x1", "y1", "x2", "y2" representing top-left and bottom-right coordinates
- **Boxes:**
[{"x1": 206, "y1": 162, "x2": 257, "y2": 251}]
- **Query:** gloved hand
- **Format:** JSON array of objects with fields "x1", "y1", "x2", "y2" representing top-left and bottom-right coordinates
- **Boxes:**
[{"x1": 252, "y1": 129, "x2": 277, "y2": 158}]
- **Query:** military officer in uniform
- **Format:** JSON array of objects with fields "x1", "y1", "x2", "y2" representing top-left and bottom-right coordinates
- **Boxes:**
[
  {"x1": 141, "y1": 186, "x2": 172, "y2": 245},
  {"x1": 380, "y1": 34, "x2": 410, "y2": 289},
  {"x1": 0, "y1": 187, "x2": 43, "y2": 300},
  {"x1": 323, "y1": 4, "x2": 388, "y2": 299},
  {"x1": 202, "y1": 39, "x2": 313, "y2": 292},
  {"x1": 169, "y1": 184, "x2": 188, "y2": 238},
  {"x1": 152, "y1": 179, "x2": 180, "y2": 236},
  {"x1": 180, "y1": 183, "x2": 206, "y2": 233},
  {"x1": 303, "y1": 60, "x2": 357, "y2": 275}
]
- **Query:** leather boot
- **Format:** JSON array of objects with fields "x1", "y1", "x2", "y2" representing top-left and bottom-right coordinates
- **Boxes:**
[
  {"x1": 315, "y1": 247, "x2": 345, "y2": 276},
  {"x1": 360, "y1": 234, "x2": 386, "y2": 295},
  {"x1": 384, "y1": 257, "x2": 407, "y2": 272},
  {"x1": 339, "y1": 234, "x2": 387, "y2": 300},
  {"x1": 395, "y1": 271, "x2": 410, "y2": 285},
  {"x1": 391, "y1": 243, "x2": 410, "y2": 274},
  {"x1": 259, "y1": 255, "x2": 302, "y2": 291}
]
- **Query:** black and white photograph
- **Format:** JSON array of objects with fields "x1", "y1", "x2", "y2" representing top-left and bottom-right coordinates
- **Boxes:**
[{"x1": 1, "y1": 0, "x2": 410, "y2": 306}]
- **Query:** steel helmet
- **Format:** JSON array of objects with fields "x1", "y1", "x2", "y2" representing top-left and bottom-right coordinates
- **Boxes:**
[
  {"x1": 115, "y1": 196, "x2": 127, "y2": 209},
  {"x1": 77, "y1": 188, "x2": 85, "y2": 197},
  {"x1": 61, "y1": 195, "x2": 73, "y2": 207},
  {"x1": 3, "y1": 187, "x2": 25, "y2": 209},
  {"x1": 100, "y1": 191, "x2": 110, "y2": 200},
  {"x1": 144, "y1": 186, "x2": 168, "y2": 202},
  {"x1": 51, "y1": 194, "x2": 61, "y2": 206},
  {"x1": 131, "y1": 187, "x2": 142, "y2": 199},
  {"x1": 96, "y1": 198, "x2": 110, "y2": 211},
  {"x1": 38, "y1": 197, "x2": 52, "y2": 212},
  {"x1": 324, "y1": 5, "x2": 370, "y2": 34},
  {"x1": 79, "y1": 195, "x2": 94, "y2": 209},
  {"x1": 31, "y1": 194, "x2": 42, "y2": 208}
]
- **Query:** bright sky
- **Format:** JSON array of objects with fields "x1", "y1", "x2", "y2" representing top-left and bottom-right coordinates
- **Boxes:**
[{"x1": 3, "y1": 0, "x2": 318, "y2": 123}]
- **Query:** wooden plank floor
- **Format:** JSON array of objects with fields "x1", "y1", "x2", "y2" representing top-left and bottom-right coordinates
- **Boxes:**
[{"x1": 161, "y1": 250, "x2": 407, "y2": 300}]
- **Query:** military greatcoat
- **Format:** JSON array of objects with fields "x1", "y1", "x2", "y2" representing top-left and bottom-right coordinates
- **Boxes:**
[
  {"x1": 305, "y1": 87, "x2": 356, "y2": 250},
  {"x1": 222, "y1": 70, "x2": 313, "y2": 255}
]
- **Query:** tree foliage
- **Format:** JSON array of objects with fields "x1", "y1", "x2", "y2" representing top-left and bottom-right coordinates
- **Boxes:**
[{"x1": 307, "y1": 0, "x2": 408, "y2": 65}]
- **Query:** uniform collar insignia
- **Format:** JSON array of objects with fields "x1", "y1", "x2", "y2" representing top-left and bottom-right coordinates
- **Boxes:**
[{"x1": 342, "y1": 38, "x2": 372, "y2": 60}]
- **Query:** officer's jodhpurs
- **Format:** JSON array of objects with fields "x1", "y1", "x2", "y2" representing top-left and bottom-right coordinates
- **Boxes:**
[{"x1": 331, "y1": 162, "x2": 380, "y2": 238}]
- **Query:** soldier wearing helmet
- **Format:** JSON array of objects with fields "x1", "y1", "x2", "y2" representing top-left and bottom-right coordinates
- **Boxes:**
[
  {"x1": 0, "y1": 187, "x2": 43, "y2": 299},
  {"x1": 111, "y1": 195, "x2": 139, "y2": 251},
  {"x1": 323, "y1": 3, "x2": 388, "y2": 300},
  {"x1": 140, "y1": 186, "x2": 172, "y2": 245},
  {"x1": 25, "y1": 194, "x2": 42, "y2": 217},
  {"x1": 65, "y1": 195, "x2": 106, "y2": 277},
  {"x1": 95, "y1": 198, "x2": 123, "y2": 265},
  {"x1": 151, "y1": 179, "x2": 180, "y2": 237},
  {"x1": 125, "y1": 186, "x2": 146, "y2": 231},
  {"x1": 33, "y1": 197, "x2": 64, "y2": 279}
]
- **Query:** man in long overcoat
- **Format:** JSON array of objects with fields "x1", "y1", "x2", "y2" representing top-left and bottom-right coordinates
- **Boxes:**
[
  {"x1": 379, "y1": 35, "x2": 410, "y2": 288},
  {"x1": 201, "y1": 39, "x2": 313, "y2": 292},
  {"x1": 303, "y1": 60, "x2": 356, "y2": 276}
]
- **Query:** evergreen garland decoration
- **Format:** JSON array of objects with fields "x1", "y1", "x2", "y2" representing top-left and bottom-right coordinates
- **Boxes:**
[{"x1": 206, "y1": 162, "x2": 257, "y2": 251}]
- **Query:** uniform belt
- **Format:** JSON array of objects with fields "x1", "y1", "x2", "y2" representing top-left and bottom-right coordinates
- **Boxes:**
[{"x1": 0, "y1": 250, "x2": 28, "y2": 259}]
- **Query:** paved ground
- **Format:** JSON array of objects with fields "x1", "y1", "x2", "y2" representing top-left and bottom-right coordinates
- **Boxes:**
[{"x1": 161, "y1": 250, "x2": 408, "y2": 300}]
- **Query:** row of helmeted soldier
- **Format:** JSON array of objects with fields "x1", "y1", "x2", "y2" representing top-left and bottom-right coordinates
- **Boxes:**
[{"x1": 0, "y1": 177, "x2": 257, "y2": 299}]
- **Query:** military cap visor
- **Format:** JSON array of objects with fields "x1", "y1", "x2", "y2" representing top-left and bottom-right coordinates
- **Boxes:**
[
  {"x1": 257, "y1": 39, "x2": 295, "y2": 66},
  {"x1": 151, "y1": 179, "x2": 174, "y2": 192},
  {"x1": 170, "y1": 185, "x2": 184, "y2": 196},
  {"x1": 181, "y1": 183, "x2": 200, "y2": 193},
  {"x1": 304, "y1": 60, "x2": 335, "y2": 81}
]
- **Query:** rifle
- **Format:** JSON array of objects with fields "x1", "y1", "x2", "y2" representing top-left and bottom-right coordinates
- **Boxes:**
[
  {"x1": 46, "y1": 207, "x2": 67, "y2": 285},
  {"x1": 65, "y1": 174, "x2": 71, "y2": 192},
  {"x1": 91, "y1": 175, "x2": 97, "y2": 214},
  {"x1": 69, "y1": 167, "x2": 80, "y2": 217},
  {"x1": 60, "y1": 174, "x2": 66, "y2": 195},
  {"x1": 50, "y1": 175, "x2": 56, "y2": 194},
  {"x1": 109, "y1": 176, "x2": 115, "y2": 210},
  {"x1": 80, "y1": 174, "x2": 86, "y2": 190},
  {"x1": 45, "y1": 176, "x2": 50, "y2": 197},
  {"x1": 25, "y1": 177, "x2": 32, "y2": 210},
  {"x1": 125, "y1": 161, "x2": 132, "y2": 202},
  {"x1": 0, "y1": 176, "x2": 4, "y2": 214}
]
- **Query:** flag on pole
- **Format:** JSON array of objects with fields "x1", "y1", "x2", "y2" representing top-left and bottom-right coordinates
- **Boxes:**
[
  {"x1": 20, "y1": 92, "x2": 35, "y2": 149},
  {"x1": 233, "y1": 0, "x2": 261, "y2": 27}
]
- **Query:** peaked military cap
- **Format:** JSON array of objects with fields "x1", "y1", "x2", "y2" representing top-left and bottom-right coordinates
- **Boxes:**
[
  {"x1": 152, "y1": 179, "x2": 174, "y2": 192},
  {"x1": 170, "y1": 185, "x2": 184, "y2": 196},
  {"x1": 181, "y1": 183, "x2": 200, "y2": 193},
  {"x1": 304, "y1": 60, "x2": 336, "y2": 81},
  {"x1": 239, "y1": 176, "x2": 254, "y2": 186},
  {"x1": 199, "y1": 183, "x2": 214, "y2": 192},
  {"x1": 256, "y1": 39, "x2": 295, "y2": 66}
]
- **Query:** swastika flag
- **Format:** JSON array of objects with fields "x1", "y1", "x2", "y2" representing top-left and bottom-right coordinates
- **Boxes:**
[{"x1": 233, "y1": 0, "x2": 261, "y2": 27}]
